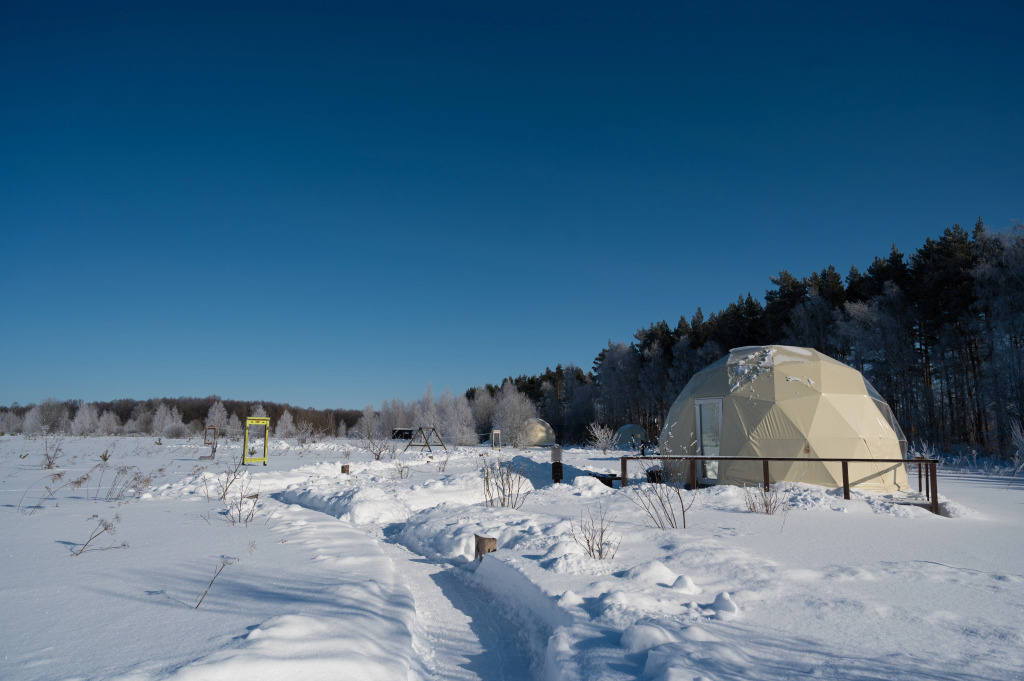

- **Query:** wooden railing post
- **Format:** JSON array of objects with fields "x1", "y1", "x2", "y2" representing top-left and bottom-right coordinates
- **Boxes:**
[
  {"x1": 929, "y1": 462, "x2": 940, "y2": 515},
  {"x1": 762, "y1": 459, "x2": 770, "y2": 492},
  {"x1": 841, "y1": 461, "x2": 851, "y2": 500},
  {"x1": 620, "y1": 457, "x2": 628, "y2": 487},
  {"x1": 689, "y1": 457, "x2": 698, "y2": 490}
]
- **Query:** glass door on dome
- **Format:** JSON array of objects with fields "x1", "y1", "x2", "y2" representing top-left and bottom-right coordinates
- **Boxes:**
[{"x1": 695, "y1": 398, "x2": 722, "y2": 483}]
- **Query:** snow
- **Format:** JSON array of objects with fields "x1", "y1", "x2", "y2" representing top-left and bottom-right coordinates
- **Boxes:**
[{"x1": 2, "y1": 435, "x2": 1023, "y2": 681}]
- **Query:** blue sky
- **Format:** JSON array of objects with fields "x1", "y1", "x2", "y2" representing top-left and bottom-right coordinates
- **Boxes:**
[{"x1": 3, "y1": 1, "x2": 1022, "y2": 411}]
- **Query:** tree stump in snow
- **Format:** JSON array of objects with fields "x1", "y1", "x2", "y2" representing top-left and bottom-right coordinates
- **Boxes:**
[
  {"x1": 341, "y1": 464, "x2": 350, "y2": 474},
  {"x1": 475, "y1": 534, "x2": 497, "y2": 561}
]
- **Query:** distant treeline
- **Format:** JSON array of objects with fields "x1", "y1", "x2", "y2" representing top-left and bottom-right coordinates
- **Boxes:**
[
  {"x1": 0, "y1": 395, "x2": 361, "y2": 439},
  {"x1": 3, "y1": 220, "x2": 1022, "y2": 455},
  {"x1": 476, "y1": 220, "x2": 1024, "y2": 456}
]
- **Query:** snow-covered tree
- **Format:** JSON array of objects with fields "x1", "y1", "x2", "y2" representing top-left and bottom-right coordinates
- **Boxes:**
[
  {"x1": 1, "y1": 410, "x2": 24, "y2": 434},
  {"x1": 492, "y1": 382, "x2": 537, "y2": 447},
  {"x1": 97, "y1": 410, "x2": 121, "y2": 435},
  {"x1": 161, "y1": 406, "x2": 187, "y2": 438},
  {"x1": 355, "y1": 405, "x2": 382, "y2": 439},
  {"x1": 226, "y1": 413, "x2": 242, "y2": 439},
  {"x1": 206, "y1": 401, "x2": 229, "y2": 433},
  {"x1": 22, "y1": 406, "x2": 43, "y2": 435},
  {"x1": 151, "y1": 403, "x2": 173, "y2": 435},
  {"x1": 125, "y1": 404, "x2": 153, "y2": 434},
  {"x1": 469, "y1": 387, "x2": 496, "y2": 434},
  {"x1": 275, "y1": 410, "x2": 296, "y2": 439},
  {"x1": 71, "y1": 403, "x2": 99, "y2": 435},
  {"x1": 412, "y1": 387, "x2": 438, "y2": 428},
  {"x1": 437, "y1": 387, "x2": 476, "y2": 446},
  {"x1": 250, "y1": 403, "x2": 267, "y2": 418}
]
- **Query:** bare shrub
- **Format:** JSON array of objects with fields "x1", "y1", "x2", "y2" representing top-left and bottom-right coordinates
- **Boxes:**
[
  {"x1": 365, "y1": 433, "x2": 397, "y2": 461},
  {"x1": 217, "y1": 452, "x2": 246, "y2": 501},
  {"x1": 40, "y1": 431, "x2": 66, "y2": 469},
  {"x1": 587, "y1": 423, "x2": 619, "y2": 454},
  {"x1": 627, "y1": 465, "x2": 697, "y2": 529},
  {"x1": 437, "y1": 450, "x2": 451, "y2": 473},
  {"x1": 481, "y1": 457, "x2": 530, "y2": 509},
  {"x1": 75, "y1": 514, "x2": 128, "y2": 556},
  {"x1": 104, "y1": 466, "x2": 152, "y2": 501},
  {"x1": 296, "y1": 422, "x2": 314, "y2": 446},
  {"x1": 1008, "y1": 421, "x2": 1024, "y2": 486},
  {"x1": 393, "y1": 460, "x2": 412, "y2": 479},
  {"x1": 742, "y1": 484, "x2": 788, "y2": 515},
  {"x1": 228, "y1": 479, "x2": 261, "y2": 526},
  {"x1": 571, "y1": 502, "x2": 620, "y2": 559},
  {"x1": 195, "y1": 557, "x2": 234, "y2": 609}
]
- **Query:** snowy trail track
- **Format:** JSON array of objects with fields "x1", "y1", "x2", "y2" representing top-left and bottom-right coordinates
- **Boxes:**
[
  {"x1": 273, "y1": 479, "x2": 536, "y2": 681},
  {"x1": 380, "y1": 540, "x2": 534, "y2": 681}
]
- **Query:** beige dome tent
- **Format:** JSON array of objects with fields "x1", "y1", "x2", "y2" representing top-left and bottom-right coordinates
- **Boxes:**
[
  {"x1": 659, "y1": 346, "x2": 910, "y2": 492},
  {"x1": 615, "y1": 424, "x2": 650, "y2": 449},
  {"x1": 521, "y1": 418, "x2": 556, "y2": 447}
]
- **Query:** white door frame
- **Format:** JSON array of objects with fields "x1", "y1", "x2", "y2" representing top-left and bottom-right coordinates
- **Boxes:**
[{"x1": 694, "y1": 398, "x2": 723, "y2": 483}]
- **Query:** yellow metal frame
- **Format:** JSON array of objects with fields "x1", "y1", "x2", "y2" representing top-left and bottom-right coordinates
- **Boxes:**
[{"x1": 243, "y1": 417, "x2": 270, "y2": 466}]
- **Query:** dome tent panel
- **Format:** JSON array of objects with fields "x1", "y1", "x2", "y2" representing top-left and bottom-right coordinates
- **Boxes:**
[
  {"x1": 521, "y1": 418, "x2": 556, "y2": 447},
  {"x1": 614, "y1": 424, "x2": 649, "y2": 449},
  {"x1": 659, "y1": 345, "x2": 910, "y2": 492}
]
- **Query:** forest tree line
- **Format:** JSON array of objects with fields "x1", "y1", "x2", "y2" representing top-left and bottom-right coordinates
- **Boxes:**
[
  {"x1": 0, "y1": 395, "x2": 362, "y2": 442},
  {"x1": 473, "y1": 220, "x2": 1024, "y2": 457},
  {"x1": 3, "y1": 220, "x2": 1021, "y2": 456}
]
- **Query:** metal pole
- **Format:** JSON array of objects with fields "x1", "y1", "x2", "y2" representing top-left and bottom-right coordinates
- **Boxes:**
[
  {"x1": 841, "y1": 461, "x2": 851, "y2": 500},
  {"x1": 929, "y1": 461, "x2": 940, "y2": 515}
]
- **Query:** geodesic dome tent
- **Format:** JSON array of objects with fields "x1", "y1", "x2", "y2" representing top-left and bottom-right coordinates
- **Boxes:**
[
  {"x1": 615, "y1": 424, "x2": 650, "y2": 449},
  {"x1": 659, "y1": 346, "x2": 910, "y2": 492},
  {"x1": 521, "y1": 418, "x2": 556, "y2": 447}
]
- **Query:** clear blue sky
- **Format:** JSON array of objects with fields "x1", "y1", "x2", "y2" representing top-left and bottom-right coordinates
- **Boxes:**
[{"x1": 3, "y1": 1, "x2": 1022, "y2": 411}]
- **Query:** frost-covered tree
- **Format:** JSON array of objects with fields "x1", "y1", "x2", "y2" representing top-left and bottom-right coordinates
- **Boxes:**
[
  {"x1": 355, "y1": 405, "x2": 382, "y2": 439},
  {"x1": 412, "y1": 387, "x2": 438, "y2": 428},
  {"x1": 226, "y1": 413, "x2": 242, "y2": 438},
  {"x1": 97, "y1": 410, "x2": 121, "y2": 435},
  {"x1": 2, "y1": 410, "x2": 24, "y2": 434},
  {"x1": 275, "y1": 410, "x2": 296, "y2": 439},
  {"x1": 250, "y1": 403, "x2": 267, "y2": 418},
  {"x1": 206, "y1": 401, "x2": 229, "y2": 432},
  {"x1": 29, "y1": 399, "x2": 69, "y2": 434},
  {"x1": 151, "y1": 403, "x2": 173, "y2": 435},
  {"x1": 492, "y1": 382, "x2": 537, "y2": 447},
  {"x1": 162, "y1": 406, "x2": 188, "y2": 438},
  {"x1": 469, "y1": 387, "x2": 496, "y2": 434},
  {"x1": 22, "y1": 405, "x2": 43, "y2": 435},
  {"x1": 437, "y1": 387, "x2": 476, "y2": 446},
  {"x1": 71, "y1": 403, "x2": 99, "y2": 435},
  {"x1": 125, "y1": 404, "x2": 153, "y2": 434}
]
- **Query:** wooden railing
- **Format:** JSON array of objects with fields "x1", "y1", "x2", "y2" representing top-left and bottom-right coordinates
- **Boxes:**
[{"x1": 619, "y1": 455, "x2": 941, "y2": 515}]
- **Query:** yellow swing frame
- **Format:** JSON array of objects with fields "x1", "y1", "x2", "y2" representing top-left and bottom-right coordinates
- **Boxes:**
[{"x1": 243, "y1": 417, "x2": 271, "y2": 465}]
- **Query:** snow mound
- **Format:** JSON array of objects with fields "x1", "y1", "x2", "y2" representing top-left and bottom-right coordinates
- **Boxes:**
[
  {"x1": 618, "y1": 560, "x2": 678, "y2": 587},
  {"x1": 278, "y1": 485, "x2": 412, "y2": 525},
  {"x1": 397, "y1": 502, "x2": 547, "y2": 563}
]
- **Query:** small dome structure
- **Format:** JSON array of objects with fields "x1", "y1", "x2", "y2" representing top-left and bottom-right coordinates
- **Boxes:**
[
  {"x1": 521, "y1": 418, "x2": 556, "y2": 447},
  {"x1": 659, "y1": 346, "x2": 910, "y2": 492},
  {"x1": 614, "y1": 424, "x2": 650, "y2": 449}
]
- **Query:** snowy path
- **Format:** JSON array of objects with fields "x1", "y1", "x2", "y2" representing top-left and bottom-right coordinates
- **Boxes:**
[{"x1": 379, "y1": 539, "x2": 534, "y2": 681}]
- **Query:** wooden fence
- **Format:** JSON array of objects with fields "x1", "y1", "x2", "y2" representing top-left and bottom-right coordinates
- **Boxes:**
[{"x1": 619, "y1": 455, "x2": 941, "y2": 515}]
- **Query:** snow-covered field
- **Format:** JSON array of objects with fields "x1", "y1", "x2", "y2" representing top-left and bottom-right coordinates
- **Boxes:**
[{"x1": 2, "y1": 434, "x2": 1022, "y2": 681}]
